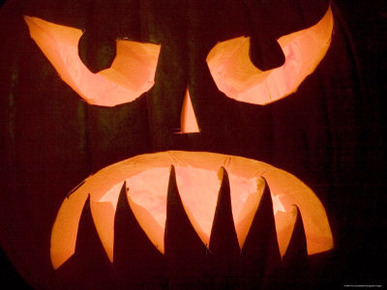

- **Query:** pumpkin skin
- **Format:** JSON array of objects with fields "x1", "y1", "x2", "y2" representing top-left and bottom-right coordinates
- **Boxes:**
[{"x1": 0, "y1": 0, "x2": 383, "y2": 288}]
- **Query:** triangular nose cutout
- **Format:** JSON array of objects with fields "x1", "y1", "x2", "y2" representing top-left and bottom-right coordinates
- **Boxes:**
[{"x1": 179, "y1": 87, "x2": 200, "y2": 134}]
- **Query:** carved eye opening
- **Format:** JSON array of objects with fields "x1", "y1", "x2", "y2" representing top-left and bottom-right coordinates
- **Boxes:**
[
  {"x1": 206, "y1": 7, "x2": 334, "y2": 106},
  {"x1": 24, "y1": 16, "x2": 161, "y2": 107}
]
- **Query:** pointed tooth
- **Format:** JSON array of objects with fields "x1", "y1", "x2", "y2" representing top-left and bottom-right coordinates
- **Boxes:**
[
  {"x1": 75, "y1": 195, "x2": 109, "y2": 258},
  {"x1": 240, "y1": 178, "x2": 281, "y2": 287},
  {"x1": 209, "y1": 167, "x2": 240, "y2": 253},
  {"x1": 55, "y1": 195, "x2": 114, "y2": 288},
  {"x1": 164, "y1": 166, "x2": 207, "y2": 287},
  {"x1": 263, "y1": 206, "x2": 308, "y2": 288},
  {"x1": 208, "y1": 167, "x2": 240, "y2": 287},
  {"x1": 51, "y1": 191, "x2": 89, "y2": 270},
  {"x1": 89, "y1": 201, "x2": 115, "y2": 262},
  {"x1": 113, "y1": 182, "x2": 166, "y2": 287},
  {"x1": 282, "y1": 205, "x2": 308, "y2": 264},
  {"x1": 274, "y1": 209, "x2": 298, "y2": 259}
]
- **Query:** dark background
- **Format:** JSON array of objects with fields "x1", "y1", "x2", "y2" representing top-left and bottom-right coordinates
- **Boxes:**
[{"x1": 1, "y1": 0, "x2": 385, "y2": 288}]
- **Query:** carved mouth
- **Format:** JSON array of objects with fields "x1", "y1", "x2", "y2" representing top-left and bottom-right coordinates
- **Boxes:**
[{"x1": 51, "y1": 150, "x2": 333, "y2": 286}]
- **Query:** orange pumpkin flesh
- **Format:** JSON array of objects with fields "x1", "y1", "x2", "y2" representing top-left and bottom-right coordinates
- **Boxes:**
[{"x1": 51, "y1": 151, "x2": 333, "y2": 270}]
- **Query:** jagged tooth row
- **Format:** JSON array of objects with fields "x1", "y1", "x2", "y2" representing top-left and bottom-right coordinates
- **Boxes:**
[{"x1": 57, "y1": 167, "x2": 309, "y2": 288}]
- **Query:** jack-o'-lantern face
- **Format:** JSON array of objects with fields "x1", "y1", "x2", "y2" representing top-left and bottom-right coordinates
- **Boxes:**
[{"x1": 2, "y1": 0, "x2": 355, "y2": 288}]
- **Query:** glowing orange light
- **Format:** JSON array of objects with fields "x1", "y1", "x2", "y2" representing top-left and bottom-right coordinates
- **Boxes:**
[
  {"x1": 51, "y1": 151, "x2": 333, "y2": 270},
  {"x1": 206, "y1": 7, "x2": 334, "y2": 105},
  {"x1": 24, "y1": 16, "x2": 161, "y2": 107}
]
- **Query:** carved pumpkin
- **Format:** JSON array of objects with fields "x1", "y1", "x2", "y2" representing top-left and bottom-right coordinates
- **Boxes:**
[{"x1": 0, "y1": 0, "x2": 383, "y2": 288}]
